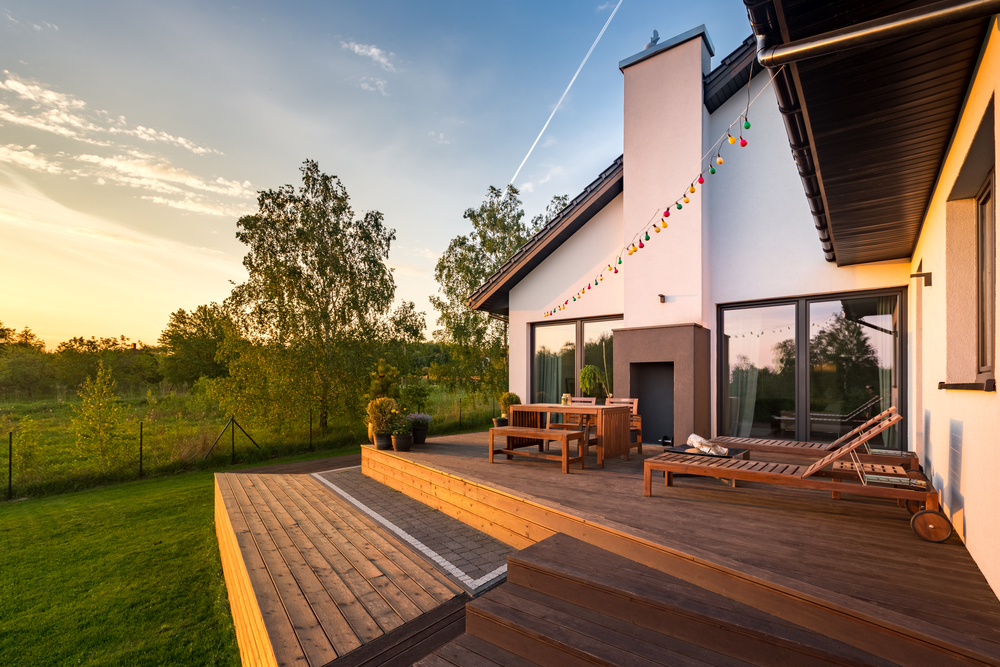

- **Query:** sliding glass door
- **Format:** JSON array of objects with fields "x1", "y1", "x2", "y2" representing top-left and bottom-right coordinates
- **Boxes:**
[
  {"x1": 718, "y1": 289, "x2": 905, "y2": 448},
  {"x1": 532, "y1": 317, "x2": 622, "y2": 404},
  {"x1": 533, "y1": 324, "x2": 576, "y2": 404}
]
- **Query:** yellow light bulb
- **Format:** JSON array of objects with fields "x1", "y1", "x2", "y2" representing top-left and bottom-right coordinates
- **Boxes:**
[
  {"x1": 653, "y1": 226, "x2": 661, "y2": 233},
  {"x1": 683, "y1": 196, "x2": 690, "y2": 203},
  {"x1": 689, "y1": 185, "x2": 696, "y2": 193},
  {"x1": 728, "y1": 135, "x2": 736, "y2": 144},
  {"x1": 661, "y1": 220, "x2": 668, "y2": 228}
]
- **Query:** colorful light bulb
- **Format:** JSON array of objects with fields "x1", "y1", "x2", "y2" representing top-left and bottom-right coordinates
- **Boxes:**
[
  {"x1": 709, "y1": 166, "x2": 716, "y2": 174},
  {"x1": 728, "y1": 132, "x2": 736, "y2": 145},
  {"x1": 644, "y1": 232, "x2": 650, "y2": 241},
  {"x1": 627, "y1": 247, "x2": 633, "y2": 256},
  {"x1": 677, "y1": 202, "x2": 683, "y2": 210},
  {"x1": 744, "y1": 118, "x2": 751, "y2": 129},
  {"x1": 660, "y1": 219, "x2": 667, "y2": 228},
  {"x1": 587, "y1": 283, "x2": 591, "y2": 289},
  {"x1": 689, "y1": 185, "x2": 696, "y2": 193},
  {"x1": 618, "y1": 257, "x2": 622, "y2": 264},
  {"x1": 638, "y1": 240, "x2": 644, "y2": 249},
  {"x1": 664, "y1": 209, "x2": 671, "y2": 218},
  {"x1": 653, "y1": 226, "x2": 661, "y2": 233},
  {"x1": 683, "y1": 196, "x2": 690, "y2": 204},
  {"x1": 573, "y1": 296, "x2": 576, "y2": 301},
  {"x1": 613, "y1": 267, "x2": 618, "y2": 274},
  {"x1": 740, "y1": 137, "x2": 747, "y2": 147},
  {"x1": 599, "y1": 276, "x2": 603, "y2": 281},
  {"x1": 716, "y1": 154, "x2": 723, "y2": 165},
  {"x1": 697, "y1": 175, "x2": 704, "y2": 184}
]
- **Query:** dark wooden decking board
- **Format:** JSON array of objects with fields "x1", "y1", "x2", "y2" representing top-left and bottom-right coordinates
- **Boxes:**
[
  {"x1": 215, "y1": 471, "x2": 466, "y2": 667},
  {"x1": 366, "y1": 436, "x2": 1000, "y2": 666}
]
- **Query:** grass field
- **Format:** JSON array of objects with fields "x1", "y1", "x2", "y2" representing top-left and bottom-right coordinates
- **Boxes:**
[
  {"x1": 0, "y1": 383, "x2": 495, "y2": 499},
  {"x1": 0, "y1": 446, "x2": 361, "y2": 667}
]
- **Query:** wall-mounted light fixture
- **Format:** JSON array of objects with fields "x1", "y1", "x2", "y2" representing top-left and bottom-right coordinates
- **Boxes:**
[
  {"x1": 658, "y1": 294, "x2": 665, "y2": 303},
  {"x1": 910, "y1": 272, "x2": 932, "y2": 287}
]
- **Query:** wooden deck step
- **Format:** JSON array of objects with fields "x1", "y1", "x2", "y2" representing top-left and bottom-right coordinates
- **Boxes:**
[
  {"x1": 215, "y1": 471, "x2": 469, "y2": 667},
  {"x1": 503, "y1": 534, "x2": 897, "y2": 667}
]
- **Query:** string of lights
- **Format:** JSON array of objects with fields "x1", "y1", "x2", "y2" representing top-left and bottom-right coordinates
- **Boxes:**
[{"x1": 541, "y1": 65, "x2": 787, "y2": 319}]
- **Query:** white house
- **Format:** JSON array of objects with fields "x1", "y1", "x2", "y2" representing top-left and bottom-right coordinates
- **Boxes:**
[{"x1": 469, "y1": 2, "x2": 1000, "y2": 597}]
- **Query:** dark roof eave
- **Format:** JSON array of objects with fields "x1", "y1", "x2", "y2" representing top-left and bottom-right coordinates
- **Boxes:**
[{"x1": 468, "y1": 156, "x2": 625, "y2": 316}]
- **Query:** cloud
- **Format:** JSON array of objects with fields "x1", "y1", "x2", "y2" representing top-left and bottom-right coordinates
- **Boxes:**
[
  {"x1": 387, "y1": 261, "x2": 427, "y2": 277},
  {"x1": 0, "y1": 144, "x2": 62, "y2": 174},
  {"x1": 0, "y1": 72, "x2": 220, "y2": 155},
  {"x1": 428, "y1": 131, "x2": 449, "y2": 145},
  {"x1": 360, "y1": 77, "x2": 389, "y2": 96},
  {"x1": 74, "y1": 153, "x2": 255, "y2": 198},
  {"x1": 520, "y1": 182, "x2": 534, "y2": 193},
  {"x1": 341, "y1": 41, "x2": 397, "y2": 72},
  {"x1": 542, "y1": 136, "x2": 557, "y2": 148},
  {"x1": 596, "y1": 2, "x2": 614, "y2": 10},
  {"x1": 140, "y1": 195, "x2": 251, "y2": 218}
]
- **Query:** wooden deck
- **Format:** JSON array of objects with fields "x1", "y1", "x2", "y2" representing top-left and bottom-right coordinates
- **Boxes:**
[
  {"x1": 365, "y1": 434, "x2": 1000, "y2": 667},
  {"x1": 215, "y1": 468, "x2": 467, "y2": 667}
]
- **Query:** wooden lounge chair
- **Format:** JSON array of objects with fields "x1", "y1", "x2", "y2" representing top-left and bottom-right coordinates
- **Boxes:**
[
  {"x1": 710, "y1": 407, "x2": 917, "y2": 469},
  {"x1": 644, "y1": 415, "x2": 953, "y2": 542}
]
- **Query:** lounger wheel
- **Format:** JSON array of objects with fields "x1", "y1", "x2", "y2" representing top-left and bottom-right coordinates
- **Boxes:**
[
  {"x1": 910, "y1": 510, "x2": 953, "y2": 543},
  {"x1": 904, "y1": 470, "x2": 929, "y2": 514}
]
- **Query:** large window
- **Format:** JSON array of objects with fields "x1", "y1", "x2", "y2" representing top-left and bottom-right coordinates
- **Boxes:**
[
  {"x1": 532, "y1": 317, "x2": 622, "y2": 404},
  {"x1": 978, "y1": 173, "x2": 995, "y2": 379},
  {"x1": 719, "y1": 289, "x2": 905, "y2": 449}
]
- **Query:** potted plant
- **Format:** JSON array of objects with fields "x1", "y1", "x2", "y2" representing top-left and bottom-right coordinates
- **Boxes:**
[
  {"x1": 407, "y1": 412, "x2": 432, "y2": 444},
  {"x1": 389, "y1": 410, "x2": 413, "y2": 452},
  {"x1": 495, "y1": 391, "x2": 521, "y2": 427},
  {"x1": 579, "y1": 365, "x2": 609, "y2": 404},
  {"x1": 367, "y1": 397, "x2": 397, "y2": 450}
]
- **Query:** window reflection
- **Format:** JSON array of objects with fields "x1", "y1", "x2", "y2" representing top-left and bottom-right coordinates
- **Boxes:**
[
  {"x1": 809, "y1": 296, "x2": 898, "y2": 448},
  {"x1": 583, "y1": 321, "x2": 615, "y2": 404},
  {"x1": 722, "y1": 305, "x2": 797, "y2": 438},
  {"x1": 533, "y1": 324, "x2": 575, "y2": 404}
]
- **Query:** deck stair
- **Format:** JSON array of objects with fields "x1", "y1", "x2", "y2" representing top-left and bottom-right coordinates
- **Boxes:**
[
  {"x1": 215, "y1": 471, "x2": 469, "y2": 667},
  {"x1": 419, "y1": 534, "x2": 902, "y2": 667}
]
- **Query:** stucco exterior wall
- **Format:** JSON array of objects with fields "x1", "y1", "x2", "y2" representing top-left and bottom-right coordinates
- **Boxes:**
[
  {"x1": 507, "y1": 193, "x2": 625, "y2": 403},
  {"x1": 622, "y1": 36, "x2": 713, "y2": 329},
  {"x1": 909, "y1": 20, "x2": 1000, "y2": 596}
]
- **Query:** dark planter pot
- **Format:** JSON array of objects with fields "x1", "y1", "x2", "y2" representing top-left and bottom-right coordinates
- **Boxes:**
[
  {"x1": 412, "y1": 426, "x2": 428, "y2": 444},
  {"x1": 373, "y1": 433, "x2": 393, "y2": 450},
  {"x1": 493, "y1": 417, "x2": 508, "y2": 427},
  {"x1": 392, "y1": 433, "x2": 413, "y2": 452}
]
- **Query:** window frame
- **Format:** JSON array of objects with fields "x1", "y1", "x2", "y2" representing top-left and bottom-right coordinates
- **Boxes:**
[
  {"x1": 716, "y1": 287, "x2": 907, "y2": 448},
  {"x1": 976, "y1": 171, "x2": 995, "y2": 380},
  {"x1": 530, "y1": 314, "x2": 623, "y2": 403}
]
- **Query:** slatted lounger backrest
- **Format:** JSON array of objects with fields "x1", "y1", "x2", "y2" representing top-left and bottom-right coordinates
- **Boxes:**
[
  {"x1": 829, "y1": 406, "x2": 897, "y2": 448},
  {"x1": 801, "y1": 414, "x2": 903, "y2": 478}
]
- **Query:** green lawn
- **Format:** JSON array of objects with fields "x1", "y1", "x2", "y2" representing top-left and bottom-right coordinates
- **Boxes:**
[{"x1": 0, "y1": 446, "x2": 360, "y2": 666}]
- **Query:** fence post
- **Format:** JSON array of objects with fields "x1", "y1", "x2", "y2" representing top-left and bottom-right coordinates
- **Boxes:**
[
  {"x1": 459, "y1": 398, "x2": 462, "y2": 428},
  {"x1": 7, "y1": 432, "x2": 11, "y2": 501},
  {"x1": 139, "y1": 421, "x2": 143, "y2": 479},
  {"x1": 231, "y1": 415, "x2": 236, "y2": 465},
  {"x1": 309, "y1": 408, "x2": 313, "y2": 451}
]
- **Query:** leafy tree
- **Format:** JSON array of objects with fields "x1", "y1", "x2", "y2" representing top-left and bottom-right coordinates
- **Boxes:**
[
  {"x1": 217, "y1": 160, "x2": 397, "y2": 431},
  {"x1": 13, "y1": 416, "x2": 46, "y2": 483},
  {"x1": 0, "y1": 346, "x2": 54, "y2": 398},
  {"x1": 431, "y1": 186, "x2": 566, "y2": 400},
  {"x1": 158, "y1": 303, "x2": 229, "y2": 384},
  {"x1": 810, "y1": 314, "x2": 880, "y2": 411},
  {"x1": 71, "y1": 361, "x2": 132, "y2": 472},
  {"x1": 54, "y1": 335, "x2": 160, "y2": 393}
]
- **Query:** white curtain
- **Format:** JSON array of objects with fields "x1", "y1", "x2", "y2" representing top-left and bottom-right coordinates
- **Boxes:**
[{"x1": 876, "y1": 296, "x2": 899, "y2": 449}]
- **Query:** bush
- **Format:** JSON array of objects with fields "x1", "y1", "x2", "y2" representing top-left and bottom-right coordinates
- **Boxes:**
[
  {"x1": 499, "y1": 391, "x2": 521, "y2": 416},
  {"x1": 366, "y1": 397, "x2": 397, "y2": 433},
  {"x1": 399, "y1": 378, "x2": 430, "y2": 413}
]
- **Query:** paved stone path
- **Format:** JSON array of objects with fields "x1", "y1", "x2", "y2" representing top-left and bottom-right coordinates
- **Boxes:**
[{"x1": 314, "y1": 466, "x2": 514, "y2": 595}]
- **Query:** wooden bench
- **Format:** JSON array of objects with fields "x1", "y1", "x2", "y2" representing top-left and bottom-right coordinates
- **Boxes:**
[{"x1": 489, "y1": 426, "x2": 586, "y2": 474}]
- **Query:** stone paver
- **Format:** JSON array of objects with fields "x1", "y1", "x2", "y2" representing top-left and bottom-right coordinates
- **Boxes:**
[{"x1": 314, "y1": 467, "x2": 514, "y2": 593}]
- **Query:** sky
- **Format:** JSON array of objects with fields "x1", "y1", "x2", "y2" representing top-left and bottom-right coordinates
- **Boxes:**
[{"x1": 0, "y1": 0, "x2": 751, "y2": 349}]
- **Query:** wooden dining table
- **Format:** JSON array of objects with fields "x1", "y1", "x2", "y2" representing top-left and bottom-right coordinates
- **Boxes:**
[{"x1": 509, "y1": 403, "x2": 634, "y2": 468}]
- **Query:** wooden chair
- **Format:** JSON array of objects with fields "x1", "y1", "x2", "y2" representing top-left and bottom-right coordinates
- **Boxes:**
[
  {"x1": 549, "y1": 397, "x2": 596, "y2": 447},
  {"x1": 643, "y1": 415, "x2": 953, "y2": 542},
  {"x1": 607, "y1": 397, "x2": 641, "y2": 450},
  {"x1": 708, "y1": 407, "x2": 916, "y2": 469}
]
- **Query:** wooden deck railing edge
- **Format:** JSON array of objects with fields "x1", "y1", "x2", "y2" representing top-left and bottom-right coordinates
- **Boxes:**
[{"x1": 215, "y1": 473, "x2": 280, "y2": 667}]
